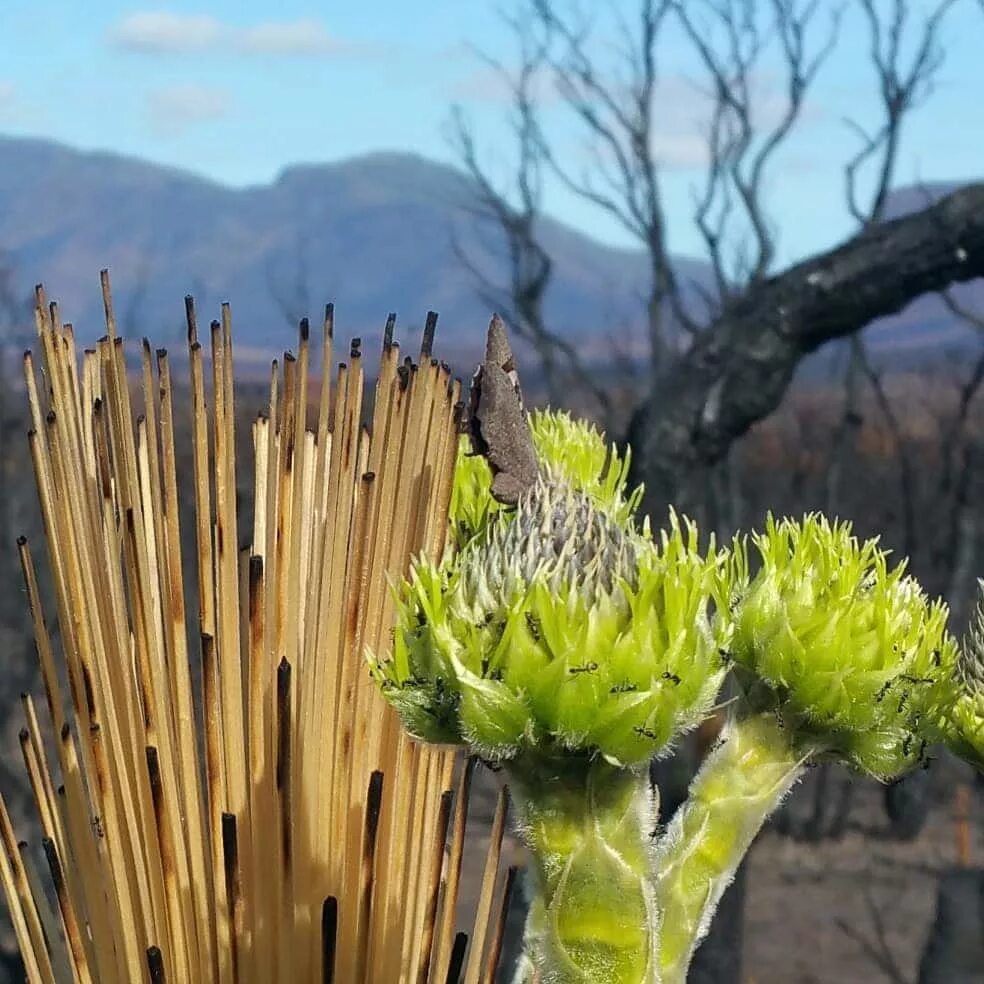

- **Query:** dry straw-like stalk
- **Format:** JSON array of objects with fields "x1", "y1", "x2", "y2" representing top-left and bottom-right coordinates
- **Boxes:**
[{"x1": 0, "y1": 274, "x2": 514, "y2": 983}]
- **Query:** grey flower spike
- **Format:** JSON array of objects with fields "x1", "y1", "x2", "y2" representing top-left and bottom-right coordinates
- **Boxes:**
[
  {"x1": 468, "y1": 315, "x2": 539, "y2": 505},
  {"x1": 961, "y1": 579, "x2": 984, "y2": 693},
  {"x1": 948, "y1": 579, "x2": 984, "y2": 772}
]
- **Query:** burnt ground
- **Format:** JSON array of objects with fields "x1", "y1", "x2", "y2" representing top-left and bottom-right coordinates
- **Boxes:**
[
  {"x1": 743, "y1": 764, "x2": 984, "y2": 983},
  {"x1": 461, "y1": 754, "x2": 984, "y2": 984}
]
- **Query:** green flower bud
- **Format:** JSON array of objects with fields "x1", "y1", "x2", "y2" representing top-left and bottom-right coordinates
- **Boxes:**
[
  {"x1": 448, "y1": 409, "x2": 642, "y2": 549},
  {"x1": 375, "y1": 479, "x2": 728, "y2": 768},
  {"x1": 730, "y1": 514, "x2": 958, "y2": 779},
  {"x1": 448, "y1": 434, "x2": 500, "y2": 550},
  {"x1": 946, "y1": 581, "x2": 984, "y2": 771}
]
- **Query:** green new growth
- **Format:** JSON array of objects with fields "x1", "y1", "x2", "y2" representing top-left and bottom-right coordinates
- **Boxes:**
[{"x1": 371, "y1": 328, "x2": 983, "y2": 984}]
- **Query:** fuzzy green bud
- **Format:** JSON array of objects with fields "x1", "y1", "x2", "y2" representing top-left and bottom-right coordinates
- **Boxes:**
[
  {"x1": 730, "y1": 514, "x2": 958, "y2": 779},
  {"x1": 375, "y1": 479, "x2": 728, "y2": 768}
]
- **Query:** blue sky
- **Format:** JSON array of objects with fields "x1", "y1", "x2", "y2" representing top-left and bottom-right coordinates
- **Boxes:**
[{"x1": 0, "y1": 1, "x2": 981, "y2": 266}]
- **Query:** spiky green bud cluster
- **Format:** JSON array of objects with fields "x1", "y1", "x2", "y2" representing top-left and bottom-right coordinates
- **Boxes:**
[
  {"x1": 375, "y1": 478, "x2": 729, "y2": 768},
  {"x1": 946, "y1": 581, "x2": 984, "y2": 771},
  {"x1": 729, "y1": 514, "x2": 958, "y2": 779},
  {"x1": 448, "y1": 409, "x2": 641, "y2": 549}
]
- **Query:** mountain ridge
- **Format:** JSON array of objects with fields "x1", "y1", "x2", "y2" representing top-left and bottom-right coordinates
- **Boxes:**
[{"x1": 0, "y1": 134, "x2": 978, "y2": 371}]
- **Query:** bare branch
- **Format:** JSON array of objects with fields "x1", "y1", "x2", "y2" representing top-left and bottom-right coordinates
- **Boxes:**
[
  {"x1": 691, "y1": 91, "x2": 740, "y2": 306},
  {"x1": 854, "y1": 336, "x2": 917, "y2": 558},
  {"x1": 530, "y1": 0, "x2": 692, "y2": 373},
  {"x1": 824, "y1": 337, "x2": 863, "y2": 515},
  {"x1": 943, "y1": 438, "x2": 981, "y2": 621},
  {"x1": 939, "y1": 284, "x2": 984, "y2": 335},
  {"x1": 448, "y1": 11, "x2": 620, "y2": 423},
  {"x1": 267, "y1": 231, "x2": 312, "y2": 330},
  {"x1": 676, "y1": 0, "x2": 844, "y2": 284},
  {"x1": 835, "y1": 883, "x2": 912, "y2": 984},
  {"x1": 450, "y1": 221, "x2": 524, "y2": 329},
  {"x1": 120, "y1": 255, "x2": 153, "y2": 338},
  {"x1": 446, "y1": 6, "x2": 569, "y2": 403},
  {"x1": 844, "y1": 0, "x2": 958, "y2": 228},
  {"x1": 453, "y1": 210, "x2": 615, "y2": 419},
  {"x1": 928, "y1": 294, "x2": 984, "y2": 612}
]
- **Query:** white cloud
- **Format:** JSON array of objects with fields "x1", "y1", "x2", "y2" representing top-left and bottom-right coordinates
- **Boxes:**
[
  {"x1": 237, "y1": 19, "x2": 340, "y2": 56},
  {"x1": 111, "y1": 12, "x2": 222, "y2": 53},
  {"x1": 110, "y1": 11, "x2": 347, "y2": 57},
  {"x1": 0, "y1": 81, "x2": 14, "y2": 109},
  {"x1": 147, "y1": 84, "x2": 230, "y2": 137}
]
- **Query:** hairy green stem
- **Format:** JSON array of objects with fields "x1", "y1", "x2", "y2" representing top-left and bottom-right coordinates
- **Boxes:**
[
  {"x1": 509, "y1": 756, "x2": 658, "y2": 984},
  {"x1": 653, "y1": 713, "x2": 808, "y2": 984}
]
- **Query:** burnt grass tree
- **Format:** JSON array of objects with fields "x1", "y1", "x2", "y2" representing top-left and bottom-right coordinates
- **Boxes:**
[{"x1": 449, "y1": 1, "x2": 984, "y2": 980}]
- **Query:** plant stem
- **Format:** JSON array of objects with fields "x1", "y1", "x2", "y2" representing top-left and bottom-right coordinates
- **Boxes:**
[
  {"x1": 509, "y1": 756, "x2": 658, "y2": 984},
  {"x1": 653, "y1": 713, "x2": 807, "y2": 984}
]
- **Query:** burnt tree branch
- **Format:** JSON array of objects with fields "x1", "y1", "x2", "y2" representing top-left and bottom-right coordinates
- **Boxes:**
[{"x1": 630, "y1": 182, "x2": 984, "y2": 510}]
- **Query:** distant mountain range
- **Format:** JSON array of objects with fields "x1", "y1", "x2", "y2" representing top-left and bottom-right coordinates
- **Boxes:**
[{"x1": 0, "y1": 135, "x2": 979, "y2": 374}]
